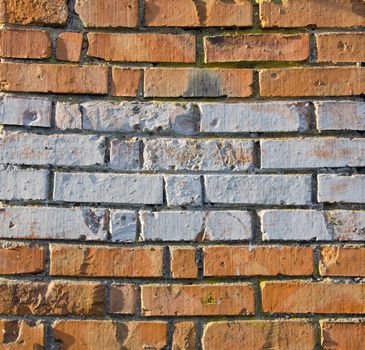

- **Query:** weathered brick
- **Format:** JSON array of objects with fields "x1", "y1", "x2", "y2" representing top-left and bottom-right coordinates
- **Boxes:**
[
  {"x1": 145, "y1": 0, "x2": 253, "y2": 27},
  {"x1": 259, "y1": 67, "x2": 365, "y2": 97},
  {"x1": 141, "y1": 284, "x2": 255, "y2": 316},
  {"x1": 54, "y1": 173, "x2": 163, "y2": 204},
  {"x1": 0, "y1": 207, "x2": 108, "y2": 240},
  {"x1": 203, "y1": 320, "x2": 315, "y2": 350},
  {"x1": 53, "y1": 320, "x2": 167, "y2": 349},
  {"x1": 109, "y1": 284, "x2": 138, "y2": 314},
  {"x1": 260, "y1": 0, "x2": 365, "y2": 28},
  {"x1": 318, "y1": 175, "x2": 365, "y2": 203},
  {"x1": 88, "y1": 33, "x2": 196, "y2": 63},
  {"x1": 200, "y1": 102, "x2": 310, "y2": 133},
  {"x1": 1, "y1": 0, "x2": 68, "y2": 25},
  {"x1": 0, "y1": 320, "x2": 44, "y2": 349},
  {"x1": 0, "y1": 63, "x2": 108, "y2": 94},
  {"x1": 112, "y1": 68, "x2": 141, "y2": 96},
  {"x1": 315, "y1": 101, "x2": 365, "y2": 131},
  {"x1": 261, "y1": 281, "x2": 365, "y2": 314},
  {"x1": 205, "y1": 175, "x2": 312, "y2": 205},
  {"x1": 0, "y1": 243, "x2": 44, "y2": 275},
  {"x1": 81, "y1": 101, "x2": 198, "y2": 135},
  {"x1": 172, "y1": 322, "x2": 196, "y2": 350},
  {"x1": 205, "y1": 33, "x2": 309, "y2": 62},
  {"x1": 0, "y1": 280, "x2": 104, "y2": 315},
  {"x1": 321, "y1": 321, "x2": 365, "y2": 350},
  {"x1": 109, "y1": 210, "x2": 137, "y2": 242},
  {"x1": 204, "y1": 246, "x2": 314, "y2": 277},
  {"x1": 261, "y1": 138, "x2": 365, "y2": 169},
  {"x1": 0, "y1": 132, "x2": 105, "y2": 166},
  {"x1": 56, "y1": 32, "x2": 83, "y2": 62},
  {"x1": 143, "y1": 139, "x2": 254, "y2": 171},
  {"x1": 170, "y1": 247, "x2": 197, "y2": 279},
  {"x1": 50, "y1": 245, "x2": 163, "y2": 277},
  {"x1": 75, "y1": 0, "x2": 138, "y2": 28},
  {"x1": 54, "y1": 101, "x2": 82, "y2": 130},
  {"x1": 144, "y1": 68, "x2": 253, "y2": 97},
  {"x1": 165, "y1": 175, "x2": 202, "y2": 207},
  {"x1": 0, "y1": 169, "x2": 48, "y2": 201},
  {"x1": 0, "y1": 95, "x2": 52, "y2": 127},
  {"x1": 109, "y1": 139, "x2": 141, "y2": 171}
]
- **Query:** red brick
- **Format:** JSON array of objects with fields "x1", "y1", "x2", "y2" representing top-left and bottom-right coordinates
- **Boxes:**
[
  {"x1": 144, "y1": 68, "x2": 253, "y2": 97},
  {"x1": 53, "y1": 320, "x2": 167, "y2": 349},
  {"x1": 260, "y1": 0, "x2": 365, "y2": 28},
  {"x1": 204, "y1": 33, "x2": 310, "y2": 62},
  {"x1": 141, "y1": 284, "x2": 255, "y2": 316},
  {"x1": 172, "y1": 322, "x2": 196, "y2": 350},
  {"x1": 87, "y1": 33, "x2": 196, "y2": 63},
  {"x1": 0, "y1": 29, "x2": 51, "y2": 59},
  {"x1": 203, "y1": 320, "x2": 316, "y2": 350},
  {"x1": 0, "y1": 63, "x2": 108, "y2": 94},
  {"x1": 171, "y1": 247, "x2": 197, "y2": 279},
  {"x1": 261, "y1": 281, "x2": 365, "y2": 314},
  {"x1": 75, "y1": 0, "x2": 138, "y2": 27},
  {"x1": 109, "y1": 284, "x2": 138, "y2": 314},
  {"x1": 50, "y1": 245, "x2": 163, "y2": 277},
  {"x1": 112, "y1": 67, "x2": 141, "y2": 96},
  {"x1": 56, "y1": 32, "x2": 83, "y2": 62},
  {"x1": 259, "y1": 67, "x2": 365, "y2": 97},
  {"x1": 204, "y1": 246, "x2": 314, "y2": 277},
  {"x1": 145, "y1": 0, "x2": 253, "y2": 27},
  {"x1": 316, "y1": 33, "x2": 365, "y2": 63}
]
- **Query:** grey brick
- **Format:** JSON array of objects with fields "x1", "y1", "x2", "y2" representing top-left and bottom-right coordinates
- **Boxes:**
[
  {"x1": 55, "y1": 102, "x2": 82, "y2": 130},
  {"x1": 109, "y1": 139, "x2": 141, "y2": 170},
  {"x1": 165, "y1": 175, "x2": 202, "y2": 207},
  {"x1": 110, "y1": 210, "x2": 137, "y2": 242}
]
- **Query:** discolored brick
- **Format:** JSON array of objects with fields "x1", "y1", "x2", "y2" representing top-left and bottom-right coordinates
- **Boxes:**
[{"x1": 109, "y1": 284, "x2": 138, "y2": 314}]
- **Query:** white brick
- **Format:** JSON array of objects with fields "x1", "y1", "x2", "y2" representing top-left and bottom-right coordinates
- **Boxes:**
[
  {"x1": 0, "y1": 132, "x2": 105, "y2": 166},
  {"x1": 55, "y1": 102, "x2": 82, "y2": 130},
  {"x1": 318, "y1": 175, "x2": 365, "y2": 203},
  {"x1": 261, "y1": 138, "x2": 365, "y2": 169},
  {"x1": 53, "y1": 172, "x2": 163, "y2": 205},
  {"x1": 315, "y1": 101, "x2": 365, "y2": 131},
  {"x1": 0, "y1": 169, "x2": 48, "y2": 200},
  {"x1": 200, "y1": 102, "x2": 310, "y2": 133},
  {"x1": 165, "y1": 175, "x2": 202, "y2": 207},
  {"x1": 144, "y1": 139, "x2": 254, "y2": 171},
  {"x1": 109, "y1": 139, "x2": 141, "y2": 170},
  {"x1": 110, "y1": 210, "x2": 137, "y2": 242},
  {"x1": 0, "y1": 95, "x2": 51, "y2": 127},
  {"x1": 205, "y1": 175, "x2": 312, "y2": 205},
  {"x1": 0, "y1": 207, "x2": 107, "y2": 240}
]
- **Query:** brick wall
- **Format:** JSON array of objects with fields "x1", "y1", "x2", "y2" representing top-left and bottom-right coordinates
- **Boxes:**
[{"x1": 0, "y1": 0, "x2": 364, "y2": 349}]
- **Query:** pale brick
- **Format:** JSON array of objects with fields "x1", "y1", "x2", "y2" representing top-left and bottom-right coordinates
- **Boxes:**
[
  {"x1": 261, "y1": 138, "x2": 365, "y2": 169},
  {"x1": 0, "y1": 132, "x2": 105, "y2": 166},
  {"x1": 110, "y1": 139, "x2": 141, "y2": 171},
  {"x1": 318, "y1": 175, "x2": 365, "y2": 203},
  {"x1": 0, "y1": 168, "x2": 48, "y2": 201},
  {"x1": 315, "y1": 101, "x2": 365, "y2": 131},
  {"x1": 55, "y1": 101, "x2": 82, "y2": 130},
  {"x1": 109, "y1": 210, "x2": 137, "y2": 242},
  {"x1": 165, "y1": 175, "x2": 202, "y2": 207},
  {"x1": 200, "y1": 102, "x2": 310, "y2": 133},
  {"x1": 143, "y1": 139, "x2": 254, "y2": 171},
  {"x1": 0, "y1": 95, "x2": 52, "y2": 127},
  {"x1": 54, "y1": 173, "x2": 163, "y2": 205},
  {"x1": 205, "y1": 175, "x2": 312, "y2": 205},
  {"x1": 0, "y1": 207, "x2": 108, "y2": 240}
]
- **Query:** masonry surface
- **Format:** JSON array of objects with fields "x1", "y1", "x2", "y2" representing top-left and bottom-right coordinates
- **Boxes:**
[{"x1": 0, "y1": 0, "x2": 364, "y2": 349}]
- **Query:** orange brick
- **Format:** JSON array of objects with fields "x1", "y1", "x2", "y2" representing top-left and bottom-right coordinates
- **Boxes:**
[
  {"x1": 0, "y1": 243, "x2": 44, "y2": 275},
  {"x1": 261, "y1": 281, "x2": 365, "y2": 314},
  {"x1": 0, "y1": 29, "x2": 51, "y2": 59},
  {"x1": 144, "y1": 68, "x2": 253, "y2": 97},
  {"x1": 316, "y1": 33, "x2": 365, "y2": 63},
  {"x1": 141, "y1": 284, "x2": 255, "y2": 316},
  {"x1": 53, "y1": 320, "x2": 168, "y2": 349},
  {"x1": 204, "y1": 33, "x2": 309, "y2": 62},
  {"x1": 204, "y1": 246, "x2": 314, "y2": 277},
  {"x1": 321, "y1": 321, "x2": 365, "y2": 350},
  {"x1": 112, "y1": 67, "x2": 141, "y2": 96},
  {"x1": 56, "y1": 32, "x2": 83, "y2": 62},
  {"x1": 0, "y1": 63, "x2": 108, "y2": 94},
  {"x1": 87, "y1": 33, "x2": 196, "y2": 63},
  {"x1": 203, "y1": 320, "x2": 316, "y2": 350},
  {"x1": 260, "y1": 0, "x2": 365, "y2": 28},
  {"x1": 259, "y1": 67, "x2": 365, "y2": 97},
  {"x1": 109, "y1": 284, "x2": 138, "y2": 314},
  {"x1": 145, "y1": 0, "x2": 253, "y2": 27},
  {"x1": 171, "y1": 247, "x2": 197, "y2": 279},
  {"x1": 50, "y1": 245, "x2": 163, "y2": 277},
  {"x1": 75, "y1": 0, "x2": 138, "y2": 27},
  {"x1": 172, "y1": 322, "x2": 196, "y2": 350},
  {"x1": 0, "y1": 280, "x2": 104, "y2": 315}
]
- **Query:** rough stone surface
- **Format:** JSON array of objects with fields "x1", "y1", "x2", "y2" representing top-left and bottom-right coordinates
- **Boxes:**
[
  {"x1": 170, "y1": 247, "x2": 197, "y2": 279},
  {"x1": 109, "y1": 284, "x2": 138, "y2": 314},
  {"x1": 109, "y1": 139, "x2": 141, "y2": 171},
  {"x1": 165, "y1": 175, "x2": 202, "y2": 207},
  {"x1": 54, "y1": 101, "x2": 82, "y2": 130},
  {"x1": 172, "y1": 322, "x2": 196, "y2": 350},
  {"x1": 109, "y1": 210, "x2": 137, "y2": 242}
]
